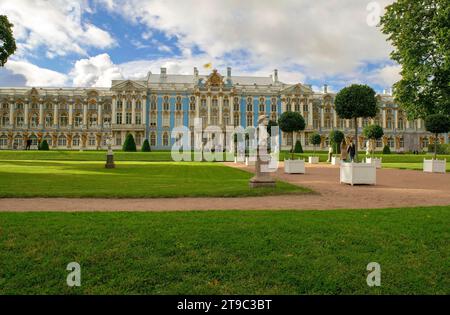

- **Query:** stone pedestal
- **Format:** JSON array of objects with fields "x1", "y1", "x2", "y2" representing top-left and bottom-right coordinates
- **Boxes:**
[
  {"x1": 105, "y1": 153, "x2": 115, "y2": 169},
  {"x1": 249, "y1": 154, "x2": 276, "y2": 188}
]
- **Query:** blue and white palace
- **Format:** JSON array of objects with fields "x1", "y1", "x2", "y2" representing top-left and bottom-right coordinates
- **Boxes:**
[{"x1": 0, "y1": 67, "x2": 444, "y2": 151}]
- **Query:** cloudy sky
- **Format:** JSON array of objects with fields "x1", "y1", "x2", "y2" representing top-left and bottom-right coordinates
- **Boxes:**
[{"x1": 0, "y1": 0, "x2": 400, "y2": 92}]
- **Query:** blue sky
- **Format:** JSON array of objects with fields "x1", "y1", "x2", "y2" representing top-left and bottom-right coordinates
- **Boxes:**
[{"x1": 0, "y1": 0, "x2": 400, "y2": 93}]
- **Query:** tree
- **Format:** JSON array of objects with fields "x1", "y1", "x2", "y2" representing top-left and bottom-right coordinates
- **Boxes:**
[
  {"x1": 0, "y1": 15, "x2": 17, "y2": 67},
  {"x1": 278, "y1": 111, "x2": 305, "y2": 159},
  {"x1": 424, "y1": 114, "x2": 450, "y2": 159},
  {"x1": 294, "y1": 140, "x2": 303, "y2": 153},
  {"x1": 309, "y1": 133, "x2": 322, "y2": 156},
  {"x1": 329, "y1": 130, "x2": 344, "y2": 156},
  {"x1": 335, "y1": 84, "x2": 378, "y2": 162},
  {"x1": 122, "y1": 133, "x2": 137, "y2": 152},
  {"x1": 141, "y1": 139, "x2": 151, "y2": 152},
  {"x1": 362, "y1": 125, "x2": 384, "y2": 158},
  {"x1": 39, "y1": 140, "x2": 49, "y2": 151},
  {"x1": 382, "y1": 145, "x2": 391, "y2": 155},
  {"x1": 380, "y1": 0, "x2": 450, "y2": 119}
]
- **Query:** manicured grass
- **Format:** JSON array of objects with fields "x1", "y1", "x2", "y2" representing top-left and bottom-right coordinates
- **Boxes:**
[
  {"x1": 383, "y1": 162, "x2": 450, "y2": 172},
  {"x1": 0, "y1": 206, "x2": 448, "y2": 294},
  {"x1": 283, "y1": 152, "x2": 450, "y2": 163},
  {"x1": 0, "y1": 160, "x2": 306, "y2": 198}
]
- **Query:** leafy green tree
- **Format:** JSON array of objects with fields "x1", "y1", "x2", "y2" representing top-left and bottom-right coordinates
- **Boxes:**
[
  {"x1": 122, "y1": 133, "x2": 137, "y2": 152},
  {"x1": 380, "y1": 0, "x2": 450, "y2": 118},
  {"x1": 39, "y1": 140, "x2": 49, "y2": 151},
  {"x1": 329, "y1": 130, "x2": 344, "y2": 155},
  {"x1": 382, "y1": 145, "x2": 391, "y2": 155},
  {"x1": 293, "y1": 140, "x2": 303, "y2": 153},
  {"x1": 363, "y1": 125, "x2": 384, "y2": 158},
  {"x1": 425, "y1": 114, "x2": 450, "y2": 158},
  {"x1": 278, "y1": 111, "x2": 305, "y2": 159},
  {"x1": 0, "y1": 15, "x2": 17, "y2": 66},
  {"x1": 309, "y1": 133, "x2": 322, "y2": 156},
  {"x1": 141, "y1": 139, "x2": 151, "y2": 152},
  {"x1": 335, "y1": 84, "x2": 378, "y2": 162}
]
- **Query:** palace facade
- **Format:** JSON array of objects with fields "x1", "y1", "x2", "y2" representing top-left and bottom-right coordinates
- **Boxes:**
[{"x1": 0, "y1": 67, "x2": 446, "y2": 151}]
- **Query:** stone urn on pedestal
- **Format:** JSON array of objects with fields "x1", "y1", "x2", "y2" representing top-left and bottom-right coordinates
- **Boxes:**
[
  {"x1": 249, "y1": 115, "x2": 276, "y2": 188},
  {"x1": 105, "y1": 135, "x2": 115, "y2": 169}
]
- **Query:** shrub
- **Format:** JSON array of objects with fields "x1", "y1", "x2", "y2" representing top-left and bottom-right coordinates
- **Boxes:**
[
  {"x1": 293, "y1": 140, "x2": 303, "y2": 153},
  {"x1": 330, "y1": 130, "x2": 345, "y2": 155},
  {"x1": 425, "y1": 114, "x2": 450, "y2": 158},
  {"x1": 122, "y1": 134, "x2": 137, "y2": 152},
  {"x1": 141, "y1": 139, "x2": 151, "y2": 152},
  {"x1": 427, "y1": 143, "x2": 449, "y2": 155},
  {"x1": 363, "y1": 124, "x2": 384, "y2": 157},
  {"x1": 39, "y1": 140, "x2": 49, "y2": 151},
  {"x1": 309, "y1": 133, "x2": 322, "y2": 155},
  {"x1": 382, "y1": 145, "x2": 391, "y2": 154}
]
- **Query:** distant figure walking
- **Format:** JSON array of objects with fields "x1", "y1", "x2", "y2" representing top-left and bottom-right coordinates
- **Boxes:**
[
  {"x1": 25, "y1": 139, "x2": 32, "y2": 150},
  {"x1": 347, "y1": 140, "x2": 356, "y2": 162},
  {"x1": 340, "y1": 140, "x2": 348, "y2": 161}
]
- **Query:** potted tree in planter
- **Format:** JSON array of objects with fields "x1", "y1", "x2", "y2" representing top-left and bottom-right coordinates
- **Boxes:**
[
  {"x1": 335, "y1": 84, "x2": 378, "y2": 185},
  {"x1": 330, "y1": 130, "x2": 344, "y2": 165},
  {"x1": 362, "y1": 124, "x2": 383, "y2": 168},
  {"x1": 278, "y1": 111, "x2": 306, "y2": 174},
  {"x1": 308, "y1": 133, "x2": 321, "y2": 164},
  {"x1": 423, "y1": 114, "x2": 449, "y2": 173}
]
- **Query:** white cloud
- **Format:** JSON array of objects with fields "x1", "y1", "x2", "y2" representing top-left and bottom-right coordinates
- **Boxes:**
[
  {"x1": 367, "y1": 64, "x2": 402, "y2": 88},
  {"x1": 98, "y1": 0, "x2": 395, "y2": 80},
  {"x1": 4, "y1": 60, "x2": 68, "y2": 86},
  {"x1": 0, "y1": 0, "x2": 116, "y2": 58},
  {"x1": 70, "y1": 53, "x2": 123, "y2": 87}
]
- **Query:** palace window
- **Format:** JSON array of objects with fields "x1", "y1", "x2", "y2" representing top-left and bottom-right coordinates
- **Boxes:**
[
  {"x1": 246, "y1": 114, "x2": 253, "y2": 127},
  {"x1": 45, "y1": 103, "x2": 53, "y2": 110},
  {"x1": 135, "y1": 113, "x2": 141, "y2": 125},
  {"x1": 150, "y1": 133, "x2": 156, "y2": 146},
  {"x1": 150, "y1": 114, "x2": 157, "y2": 127},
  {"x1": 73, "y1": 136, "x2": 80, "y2": 147},
  {"x1": 45, "y1": 114, "x2": 53, "y2": 127},
  {"x1": 189, "y1": 96, "x2": 196, "y2": 111},
  {"x1": 223, "y1": 114, "x2": 230, "y2": 126},
  {"x1": 387, "y1": 118, "x2": 393, "y2": 129},
  {"x1": 126, "y1": 101, "x2": 132, "y2": 110},
  {"x1": 376, "y1": 139, "x2": 382, "y2": 148},
  {"x1": 162, "y1": 133, "x2": 169, "y2": 146},
  {"x1": 259, "y1": 103, "x2": 265, "y2": 112},
  {"x1": 399, "y1": 137, "x2": 404, "y2": 148},
  {"x1": 88, "y1": 136, "x2": 96, "y2": 146},
  {"x1": 104, "y1": 104, "x2": 111, "y2": 111},
  {"x1": 135, "y1": 134, "x2": 142, "y2": 146},
  {"x1": 89, "y1": 115, "x2": 97, "y2": 127},
  {"x1": 58, "y1": 135, "x2": 67, "y2": 146},
  {"x1": 163, "y1": 113, "x2": 170, "y2": 127},
  {"x1": 388, "y1": 137, "x2": 395, "y2": 148},
  {"x1": 176, "y1": 102, "x2": 182, "y2": 111},
  {"x1": 223, "y1": 98, "x2": 229, "y2": 107},
  {"x1": 150, "y1": 96, "x2": 157, "y2": 110},
  {"x1": 103, "y1": 116, "x2": 111, "y2": 127},
  {"x1": 59, "y1": 114, "x2": 68, "y2": 127},
  {"x1": 74, "y1": 114, "x2": 83, "y2": 127},
  {"x1": 234, "y1": 113, "x2": 240, "y2": 127},
  {"x1": 136, "y1": 101, "x2": 142, "y2": 110},
  {"x1": 286, "y1": 104, "x2": 292, "y2": 112},
  {"x1": 16, "y1": 103, "x2": 24, "y2": 110},
  {"x1": 30, "y1": 114, "x2": 39, "y2": 127},
  {"x1": 88, "y1": 103, "x2": 96, "y2": 111},
  {"x1": 115, "y1": 136, "x2": 121, "y2": 146},
  {"x1": 13, "y1": 135, "x2": 23, "y2": 148},
  {"x1": 15, "y1": 114, "x2": 24, "y2": 127},
  {"x1": 201, "y1": 98, "x2": 207, "y2": 108},
  {"x1": 1, "y1": 103, "x2": 9, "y2": 109},
  {"x1": 175, "y1": 113, "x2": 183, "y2": 127},
  {"x1": 362, "y1": 118, "x2": 369, "y2": 127},
  {"x1": 163, "y1": 96, "x2": 170, "y2": 111},
  {"x1": 398, "y1": 118, "x2": 404, "y2": 130},
  {"x1": 421, "y1": 137, "x2": 429, "y2": 147},
  {"x1": 285, "y1": 133, "x2": 293, "y2": 146},
  {"x1": 44, "y1": 136, "x2": 52, "y2": 146},
  {"x1": 31, "y1": 103, "x2": 39, "y2": 110},
  {"x1": 126, "y1": 112, "x2": 132, "y2": 124},
  {"x1": 1, "y1": 114, "x2": 8, "y2": 126},
  {"x1": 0, "y1": 135, "x2": 8, "y2": 147},
  {"x1": 116, "y1": 112, "x2": 122, "y2": 124},
  {"x1": 116, "y1": 101, "x2": 123, "y2": 110},
  {"x1": 233, "y1": 97, "x2": 240, "y2": 111},
  {"x1": 212, "y1": 97, "x2": 218, "y2": 107}
]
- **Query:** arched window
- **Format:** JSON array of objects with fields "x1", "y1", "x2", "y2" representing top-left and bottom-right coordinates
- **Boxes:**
[
  {"x1": 0, "y1": 135, "x2": 8, "y2": 147},
  {"x1": 30, "y1": 113, "x2": 39, "y2": 127},
  {"x1": 13, "y1": 135, "x2": 23, "y2": 148},
  {"x1": 60, "y1": 113, "x2": 68, "y2": 127},
  {"x1": 44, "y1": 135, "x2": 52, "y2": 146},
  {"x1": 88, "y1": 136, "x2": 96, "y2": 146},
  {"x1": 1, "y1": 113, "x2": 9, "y2": 126},
  {"x1": 388, "y1": 137, "x2": 395, "y2": 148},
  {"x1": 15, "y1": 113, "x2": 24, "y2": 127},
  {"x1": 89, "y1": 114, "x2": 97, "y2": 126},
  {"x1": 45, "y1": 114, "x2": 53, "y2": 127},
  {"x1": 398, "y1": 118, "x2": 404, "y2": 130},
  {"x1": 246, "y1": 114, "x2": 253, "y2": 127},
  {"x1": 150, "y1": 133, "x2": 156, "y2": 146},
  {"x1": 72, "y1": 135, "x2": 80, "y2": 147},
  {"x1": 58, "y1": 135, "x2": 67, "y2": 146},
  {"x1": 162, "y1": 132, "x2": 169, "y2": 146},
  {"x1": 29, "y1": 135, "x2": 38, "y2": 146},
  {"x1": 74, "y1": 114, "x2": 83, "y2": 127},
  {"x1": 103, "y1": 115, "x2": 111, "y2": 127}
]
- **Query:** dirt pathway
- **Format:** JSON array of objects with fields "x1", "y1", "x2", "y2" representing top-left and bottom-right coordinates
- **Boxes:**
[{"x1": 1, "y1": 163, "x2": 449, "y2": 212}]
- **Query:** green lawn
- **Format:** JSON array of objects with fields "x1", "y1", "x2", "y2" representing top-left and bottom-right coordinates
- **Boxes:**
[
  {"x1": 383, "y1": 162, "x2": 450, "y2": 172},
  {"x1": 0, "y1": 160, "x2": 306, "y2": 198},
  {"x1": 0, "y1": 206, "x2": 448, "y2": 294}
]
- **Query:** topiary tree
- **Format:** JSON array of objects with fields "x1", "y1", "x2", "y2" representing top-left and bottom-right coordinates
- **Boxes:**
[
  {"x1": 122, "y1": 133, "x2": 137, "y2": 152},
  {"x1": 425, "y1": 114, "x2": 450, "y2": 159},
  {"x1": 294, "y1": 140, "x2": 303, "y2": 153},
  {"x1": 278, "y1": 111, "x2": 305, "y2": 159},
  {"x1": 39, "y1": 140, "x2": 49, "y2": 151},
  {"x1": 382, "y1": 145, "x2": 391, "y2": 155},
  {"x1": 362, "y1": 124, "x2": 384, "y2": 158},
  {"x1": 141, "y1": 139, "x2": 151, "y2": 152},
  {"x1": 309, "y1": 133, "x2": 322, "y2": 156},
  {"x1": 329, "y1": 130, "x2": 344, "y2": 156},
  {"x1": 0, "y1": 15, "x2": 17, "y2": 66},
  {"x1": 335, "y1": 84, "x2": 378, "y2": 162}
]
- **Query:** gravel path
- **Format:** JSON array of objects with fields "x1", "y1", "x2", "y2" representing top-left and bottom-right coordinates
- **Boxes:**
[{"x1": 1, "y1": 163, "x2": 449, "y2": 212}]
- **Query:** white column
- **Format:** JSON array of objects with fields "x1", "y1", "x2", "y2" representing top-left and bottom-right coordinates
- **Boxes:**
[
  {"x1": 308, "y1": 100, "x2": 313, "y2": 126},
  {"x1": 333, "y1": 108, "x2": 337, "y2": 128},
  {"x1": 122, "y1": 98, "x2": 126, "y2": 125},
  {"x1": 131, "y1": 98, "x2": 136, "y2": 125},
  {"x1": 98, "y1": 104, "x2": 102, "y2": 127},
  {"x1": 83, "y1": 104, "x2": 88, "y2": 127},
  {"x1": 218, "y1": 95, "x2": 223, "y2": 126},
  {"x1": 112, "y1": 97, "x2": 116, "y2": 125},
  {"x1": 320, "y1": 107, "x2": 324, "y2": 128},
  {"x1": 382, "y1": 109, "x2": 386, "y2": 128},
  {"x1": 230, "y1": 95, "x2": 234, "y2": 126},
  {"x1": 9, "y1": 103, "x2": 14, "y2": 126},
  {"x1": 207, "y1": 95, "x2": 211, "y2": 124},
  {"x1": 195, "y1": 95, "x2": 200, "y2": 118},
  {"x1": 24, "y1": 103, "x2": 29, "y2": 126},
  {"x1": 39, "y1": 103, "x2": 44, "y2": 127},
  {"x1": 53, "y1": 104, "x2": 58, "y2": 126},
  {"x1": 358, "y1": 118, "x2": 362, "y2": 128},
  {"x1": 142, "y1": 96, "x2": 146, "y2": 125},
  {"x1": 68, "y1": 104, "x2": 73, "y2": 126}
]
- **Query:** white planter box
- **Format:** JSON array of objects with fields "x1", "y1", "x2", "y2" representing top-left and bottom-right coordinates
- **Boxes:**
[
  {"x1": 331, "y1": 156, "x2": 341, "y2": 165},
  {"x1": 340, "y1": 162, "x2": 376, "y2": 186},
  {"x1": 245, "y1": 157, "x2": 255, "y2": 166},
  {"x1": 423, "y1": 159, "x2": 446, "y2": 173},
  {"x1": 284, "y1": 159, "x2": 305, "y2": 174},
  {"x1": 308, "y1": 156, "x2": 319, "y2": 164},
  {"x1": 366, "y1": 157, "x2": 382, "y2": 169}
]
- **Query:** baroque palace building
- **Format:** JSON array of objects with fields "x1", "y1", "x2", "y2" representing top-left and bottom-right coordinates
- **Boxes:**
[{"x1": 0, "y1": 67, "x2": 446, "y2": 151}]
